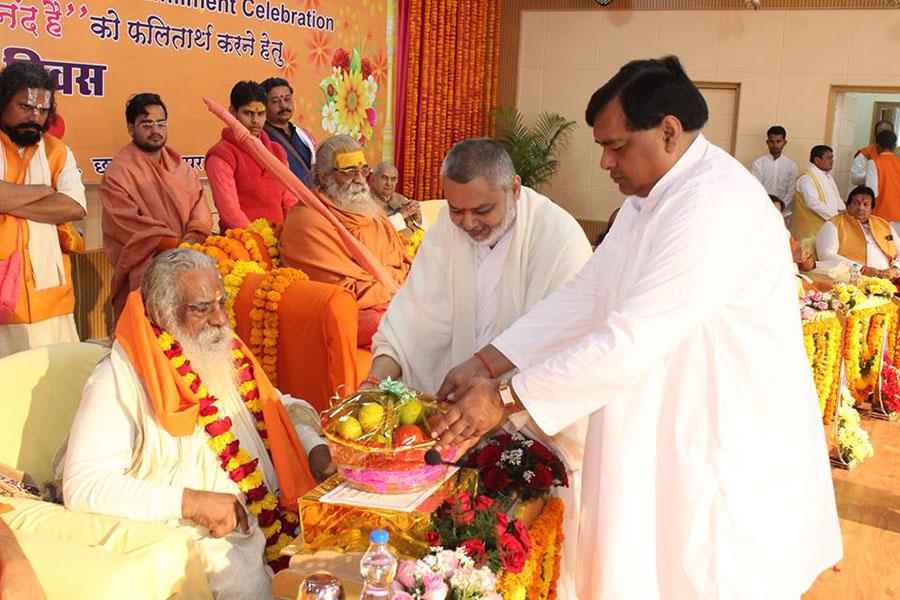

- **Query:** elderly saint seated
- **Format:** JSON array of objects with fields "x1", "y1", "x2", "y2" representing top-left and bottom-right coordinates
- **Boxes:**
[
  {"x1": 280, "y1": 135, "x2": 411, "y2": 347},
  {"x1": 816, "y1": 185, "x2": 900, "y2": 280},
  {"x1": 62, "y1": 249, "x2": 334, "y2": 599},
  {"x1": 367, "y1": 138, "x2": 593, "y2": 597}
]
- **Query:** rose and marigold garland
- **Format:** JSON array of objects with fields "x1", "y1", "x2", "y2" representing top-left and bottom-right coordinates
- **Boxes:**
[{"x1": 153, "y1": 326, "x2": 298, "y2": 570}]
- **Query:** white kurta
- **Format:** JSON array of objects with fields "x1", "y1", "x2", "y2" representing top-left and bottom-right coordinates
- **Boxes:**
[
  {"x1": 63, "y1": 343, "x2": 324, "y2": 600},
  {"x1": 849, "y1": 150, "x2": 869, "y2": 187},
  {"x1": 372, "y1": 186, "x2": 593, "y2": 597},
  {"x1": 492, "y1": 135, "x2": 842, "y2": 600},
  {"x1": 815, "y1": 220, "x2": 900, "y2": 270},
  {"x1": 796, "y1": 163, "x2": 843, "y2": 222},
  {"x1": 749, "y1": 153, "x2": 798, "y2": 209},
  {"x1": 0, "y1": 137, "x2": 85, "y2": 357}
]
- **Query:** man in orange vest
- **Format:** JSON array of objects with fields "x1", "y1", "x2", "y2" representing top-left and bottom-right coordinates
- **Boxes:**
[
  {"x1": 867, "y1": 130, "x2": 900, "y2": 230},
  {"x1": 850, "y1": 120, "x2": 894, "y2": 187},
  {"x1": 0, "y1": 62, "x2": 86, "y2": 358},
  {"x1": 816, "y1": 185, "x2": 900, "y2": 280}
]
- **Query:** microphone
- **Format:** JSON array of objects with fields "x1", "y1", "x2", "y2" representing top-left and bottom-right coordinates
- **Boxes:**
[{"x1": 424, "y1": 448, "x2": 467, "y2": 467}]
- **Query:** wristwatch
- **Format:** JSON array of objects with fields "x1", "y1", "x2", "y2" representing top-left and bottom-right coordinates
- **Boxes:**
[{"x1": 497, "y1": 378, "x2": 516, "y2": 407}]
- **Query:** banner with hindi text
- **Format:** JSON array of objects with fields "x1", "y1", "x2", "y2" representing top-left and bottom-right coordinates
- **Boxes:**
[{"x1": 1, "y1": 0, "x2": 393, "y2": 183}]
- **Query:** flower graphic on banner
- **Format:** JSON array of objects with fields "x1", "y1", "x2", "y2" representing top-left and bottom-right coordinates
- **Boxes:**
[
  {"x1": 369, "y1": 49, "x2": 387, "y2": 86},
  {"x1": 306, "y1": 30, "x2": 332, "y2": 69},
  {"x1": 278, "y1": 46, "x2": 299, "y2": 80},
  {"x1": 319, "y1": 47, "x2": 378, "y2": 144}
]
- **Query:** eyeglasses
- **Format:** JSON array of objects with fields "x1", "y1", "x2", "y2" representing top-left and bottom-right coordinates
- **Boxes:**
[
  {"x1": 17, "y1": 102, "x2": 51, "y2": 116},
  {"x1": 185, "y1": 293, "x2": 228, "y2": 317},
  {"x1": 137, "y1": 120, "x2": 168, "y2": 131},
  {"x1": 335, "y1": 166, "x2": 371, "y2": 178}
]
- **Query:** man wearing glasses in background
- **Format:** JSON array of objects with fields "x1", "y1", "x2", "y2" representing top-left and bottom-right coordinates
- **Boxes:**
[
  {"x1": 0, "y1": 61, "x2": 86, "y2": 357},
  {"x1": 280, "y1": 135, "x2": 411, "y2": 347},
  {"x1": 100, "y1": 92, "x2": 212, "y2": 323}
]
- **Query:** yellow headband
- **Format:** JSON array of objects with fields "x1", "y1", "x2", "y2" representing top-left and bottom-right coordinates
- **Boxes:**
[
  {"x1": 335, "y1": 150, "x2": 367, "y2": 170},
  {"x1": 243, "y1": 101, "x2": 266, "y2": 113}
]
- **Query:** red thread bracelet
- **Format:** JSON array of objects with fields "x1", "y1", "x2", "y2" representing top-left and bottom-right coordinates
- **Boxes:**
[
  {"x1": 473, "y1": 351, "x2": 496, "y2": 379},
  {"x1": 361, "y1": 375, "x2": 380, "y2": 388}
]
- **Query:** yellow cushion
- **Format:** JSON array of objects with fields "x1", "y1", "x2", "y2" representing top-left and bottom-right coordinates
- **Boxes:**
[
  {"x1": 3, "y1": 497, "x2": 212, "y2": 599},
  {"x1": 0, "y1": 342, "x2": 107, "y2": 486},
  {"x1": 418, "y1": 199, "x2": 447, "y2": 232}
]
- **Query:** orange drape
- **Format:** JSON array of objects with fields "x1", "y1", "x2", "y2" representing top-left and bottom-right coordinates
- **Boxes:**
[{"x1": 399, "y1": 0, "x2": 502, "y2": 200}]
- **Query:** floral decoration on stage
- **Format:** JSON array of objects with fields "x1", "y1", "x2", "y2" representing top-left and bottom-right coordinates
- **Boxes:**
[
  {"x1": 426, "y1": 492, "x2": 531, "y2": 575},
  {"x1": 832, "y1": 282, "x2": 862, "y2": 310},
  {"x1": 835, "y1": 277, "x2": 898, "y2": 405},
  {"x1": 878, "y1": 353, "x2": 900, "y2": 416},
  {"x1": 799, "y1": 289, "x2": 841, "y2": 321},
  {"x1": 406, "y1": 228, "x2": 426, "y2": 259},
  {"x1": 319, "y1": 46, "x2": 379, "y2": 144},
  {"x1": 465, "y1": 432, "x2": 569, "y2": 502},
  {"x1": 835, "y1": 387, "x2": 875, "y2": 468},
  {"x1": 393, "y1": 547, "x2": 501, "y2": 600}
]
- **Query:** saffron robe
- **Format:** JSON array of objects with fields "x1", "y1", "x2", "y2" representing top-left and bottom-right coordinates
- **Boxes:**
[
  {"x1": 100, "y1": 143, "x2": 212, "y2": 320},
  {"x1": 492, "y1": 135, "x2": 841, "y2": 600},
  {"x1": 0, "y1": 132, "x2": 85, "y2": 357},
  {"x1": 280, "y1": 194, "x2": 411, "y2": 311},
  {"x1": 867, "y1": 151, "x2": 900, "y2": 222}
]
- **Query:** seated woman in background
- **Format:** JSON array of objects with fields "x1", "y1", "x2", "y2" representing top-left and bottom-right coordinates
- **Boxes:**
[{"x1": 815, "y1": 185, "x2": 900, "y2": 280}]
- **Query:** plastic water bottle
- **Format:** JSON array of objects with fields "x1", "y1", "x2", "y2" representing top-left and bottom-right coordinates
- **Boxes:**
[
  {"x1": 850, "y1": 262, "x2": 862, "y2": 286},
  {"x1": 359, "y1": 529, "x2": 397, "y2": 599}
]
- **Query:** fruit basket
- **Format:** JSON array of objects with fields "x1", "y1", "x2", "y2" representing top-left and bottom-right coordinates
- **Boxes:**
[{"x1": 321, "y1": 379, "x2": 458, "y2": 494}]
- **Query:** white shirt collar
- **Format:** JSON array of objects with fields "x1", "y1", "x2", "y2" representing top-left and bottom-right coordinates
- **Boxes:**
[{"x1": 629, "y1": 133, "x2": 708, "y2": 213}]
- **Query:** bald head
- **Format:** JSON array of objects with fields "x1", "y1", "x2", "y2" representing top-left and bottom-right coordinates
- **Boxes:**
[{"x1": 370, "y1": 162, "x2": 399, "y2": 200}]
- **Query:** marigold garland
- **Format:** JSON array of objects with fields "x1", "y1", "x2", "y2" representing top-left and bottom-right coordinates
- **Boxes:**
[
  {"x1": 249, "y1": 267, "x2": 309, "y2": 386},
  {"x1": 801, "y1": 315, "x2": 842, "y2": 423},
  {"x1": 844, "y1": 301, "x2": 895, "y2": 405},
  {"x1": 247, "y1": 218, "x2": 281, "y2": 266},
  {"x1": 222, "y1": 260, "x2": 266, "y2": 329},
  {"x1": 497, "y1": 498, "x2": 565, "y2": 600},
  {"x1": 226, "y1": 228, "x2": 266, "y2": 265},
  {"x1": 153, "y1": 327, "x2": 297, "y2": 571}
]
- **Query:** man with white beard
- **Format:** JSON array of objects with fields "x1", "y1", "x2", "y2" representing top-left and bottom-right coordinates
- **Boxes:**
[
  {"x1": 367, "y1": 138, "x2": 593, "y2": 597},
  {"x1": 280, "y1": 135, "x2": 411, "y2": 347},
  {"x1": 63, "y1": 249, "x2": 335, "y2": 599}
]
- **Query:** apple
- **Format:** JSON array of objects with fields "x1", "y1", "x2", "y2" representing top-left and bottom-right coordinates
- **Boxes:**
[
  {"x1": 334, "y1": 415, "x2": 363, "y2": 440},
  {"x1": 398, "y1": 399, "x2": 423, "y2": 426},
  {"x1": 357, "y1": 402, "x2": 385, "y2": 432},
  {"x1": 393, "y1": 424, "x2": 427, "y2": 446}
]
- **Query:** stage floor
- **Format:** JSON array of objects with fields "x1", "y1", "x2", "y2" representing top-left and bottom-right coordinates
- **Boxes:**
[{"x1": 804, "y1": 418, "x2": 900, "y2": 599}]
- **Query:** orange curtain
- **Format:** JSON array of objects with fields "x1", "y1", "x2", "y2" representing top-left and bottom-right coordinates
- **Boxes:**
[{"x1": 398, "y1": 0, "x2": 502, "y2": 200}]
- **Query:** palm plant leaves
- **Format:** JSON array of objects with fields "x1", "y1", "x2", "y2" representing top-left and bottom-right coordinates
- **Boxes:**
[{"x1": 492, "y1": 108, "x2": 576, "y2": 190}]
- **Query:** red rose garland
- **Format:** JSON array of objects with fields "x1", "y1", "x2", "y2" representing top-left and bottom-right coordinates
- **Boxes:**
[{"x1": 154, "y1": 325, "x2": 298, "y2": 571}]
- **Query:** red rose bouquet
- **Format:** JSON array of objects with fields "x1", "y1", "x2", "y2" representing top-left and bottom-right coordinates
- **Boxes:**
[
  {"x1": 465, "y1": 432, "x2": 568, "y2": 501},
  {"x1": 881, "y1": 353, "x2": 900, "y2": 414},
  {"x1": 426, "y1": 492, "x2": 531, "y2": 574}
]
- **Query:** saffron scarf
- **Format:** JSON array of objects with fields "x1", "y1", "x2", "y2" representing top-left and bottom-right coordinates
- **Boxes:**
[{"x1": 115, "y1": 290, "x2": 317, "y2": 507}]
